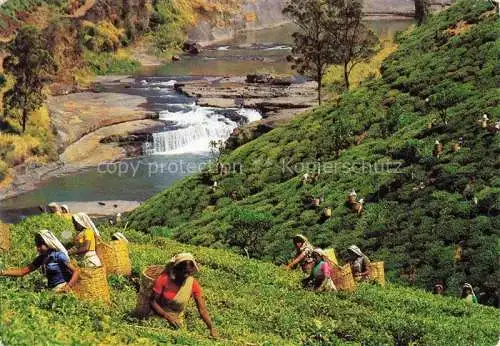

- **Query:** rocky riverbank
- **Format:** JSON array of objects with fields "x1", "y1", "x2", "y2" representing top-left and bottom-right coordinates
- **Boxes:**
[
  {"x1": 175, "y1": 76, "x2": 318, "y2": 125},
  {"x1": 0, "y1": 82, "x2": 165, "y2": 201},
  {"x1": 47, "y1": 88, "x2": 156, "y2": 151},
  {"x1": 174, "y1": 75, "x2": 318, "y2": 150}
]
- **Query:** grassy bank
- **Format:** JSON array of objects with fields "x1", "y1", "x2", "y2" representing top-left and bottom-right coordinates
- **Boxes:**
[
  {"x1": 0, "y1": 105, "x2": 57, "y2": 182},
  {"x1": 0, "y1": 214, "x2": 498, "y2": 345},
  {"x1": 128, "y1": 0, "x2": 500, "y2": 295}
]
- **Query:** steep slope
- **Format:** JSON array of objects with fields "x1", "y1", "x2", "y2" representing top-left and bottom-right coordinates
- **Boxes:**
[
  {"x1": 0, "y1": 214, "x2": 498, "y2": 344},
  {"x1": 128, "y1": 0, "x2": 499, "y2": 297}
]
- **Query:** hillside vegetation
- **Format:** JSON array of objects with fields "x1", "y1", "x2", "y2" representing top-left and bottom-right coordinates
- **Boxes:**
[
  {"x1": 128, "y1": 0, "x2": 500, "y2": 297},
  {"x1": 0, "y1": 214, "x2": 499, "y2": 345}
]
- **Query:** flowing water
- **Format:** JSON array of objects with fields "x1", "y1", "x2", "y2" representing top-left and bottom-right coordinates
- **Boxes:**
[{"x1": 0, "y1": 19, "x2": 413, "y2": 223}]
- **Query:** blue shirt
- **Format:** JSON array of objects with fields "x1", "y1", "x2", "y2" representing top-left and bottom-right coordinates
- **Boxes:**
[{"x1": 32, "y1": 251, "x2": 72, "y2": 288}]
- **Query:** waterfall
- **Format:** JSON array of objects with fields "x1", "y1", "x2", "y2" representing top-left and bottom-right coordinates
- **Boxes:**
[
  {"x1": 148, "y1": 104, "x2": 261, "y2": 155},
  {"x1": 138, "y1": 78, "x2": 262, "y2": 156}
]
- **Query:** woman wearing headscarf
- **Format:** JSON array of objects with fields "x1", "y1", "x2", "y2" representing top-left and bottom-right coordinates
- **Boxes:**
[
  {"x1": 433, "y1": 283, "x2": 444, "y2": 295},
  {"x1": 285, "y1": 234, "x2": 315, "y2": 274},
  {"x1": 302, "y1": 248, "x2": 336, "y2": 292},
  {"x1": 348, "y1": 245, "x2": 371, "y2": 281},
  {"x1": 0, "y1": 230, "x2": 79, "y2": 292},
  {"x1": 151, "y1": 253, "x2": 217, "y2": 338},
  {"x1": 461, "y1": 283, "x2": 478, "y2": 304},
  {"x1": 47, "y1": 202, "x2": 62, "y2": 215},
  {"x1": 68, "y1": 213, "x2": 102, "y2": 268},
  {"x1": 60, "y1": 205, "x2": 72, "y2": 220}
]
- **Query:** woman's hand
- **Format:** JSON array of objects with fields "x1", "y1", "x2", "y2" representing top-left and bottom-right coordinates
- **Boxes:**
[
  {"x1": 209, "y1": 327, "x2": 218, "y2": 339},
  {"x1": 164, "y1": 315, "x2": 181, "y2": 329},
  {"x1": 61, "y1": 284, "x2": 73, "y2": 293}
]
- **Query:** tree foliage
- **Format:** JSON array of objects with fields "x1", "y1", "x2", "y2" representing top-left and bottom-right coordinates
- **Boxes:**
[
  {"x1": 328, "y1": 0, "x2": 379, "y2": 90},
  {"x1": 225, "y1": 208, "x2": 274, "y2": 258},
  {"x1": 2, "y1": 26, "x2": 57, "y2": 133},
  {"x1": 284, "y1": 0, "x2": 336, "y2": 104},
  {"x1": 284, "y1": 0, "x2": 379, "y2": 101}
]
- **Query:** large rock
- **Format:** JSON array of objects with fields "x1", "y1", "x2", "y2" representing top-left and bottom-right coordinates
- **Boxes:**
[
  {"x1": 246, "y1": 74, "x2": 293, "y2": 86},
  {"x1": 182, "y1": 42, "x2": 202, "y2": 55},
  {"x1": 246, "y1": 74, "x2": 272, "y2": 84}
]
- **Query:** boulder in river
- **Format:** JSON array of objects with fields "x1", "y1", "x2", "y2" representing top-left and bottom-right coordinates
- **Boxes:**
[
  {"x1": 246, "y1": 74, "x2": 292, "y2": 86},
  {"x1": 172, "y1": 55, "x2": 181, "y2": 61},
  {"x1": 246, "y1": 74, "x2": 272, "y2": 84},
  {"x1": 182, "y1": 42, "x2": 202, "y2": 55}
]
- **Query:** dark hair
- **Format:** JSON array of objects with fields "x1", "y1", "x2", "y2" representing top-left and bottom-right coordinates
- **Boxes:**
[
  {"x1": 293, "y1": 236, "x2": 304, "y2": 244},
  {"x1": 174, "y1": 260, "x2": 194, "y2": 273},
  {"x1": 35, "y1": 234, "x2": 46, "y2": 247}
]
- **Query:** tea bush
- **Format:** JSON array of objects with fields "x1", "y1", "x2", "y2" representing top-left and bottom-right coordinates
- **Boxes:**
[
  {"x1": 0, "y1": 214, "x2": 498, "y2": 345},
  {"x1": 128, "y1": 0, "x2": 500, "y2": 297}
]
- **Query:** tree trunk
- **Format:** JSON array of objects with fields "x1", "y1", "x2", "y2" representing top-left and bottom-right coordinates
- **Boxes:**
[
  {"x1": 415, "y1": 0, "x2": 427, "y2": 25},
  {"x1": 317, "y1": 74, "x2": 322, "y2": 105},
  {"x1": 22, "y1": 108, "x2": 28, "y2": 133},
  {"x1": 344, "y1": 61, "x2": 350, "y2": 91}
]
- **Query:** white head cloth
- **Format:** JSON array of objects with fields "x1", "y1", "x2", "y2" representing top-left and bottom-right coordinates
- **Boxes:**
[
  {"x1": 169, "y1": 252, "x2": 200, "y2": 272},
  {"x1": 112, "y1": 232, "x2": 128, "y2": 243},
  {"x1": 38, "y1": 230, "x2": 68, "y2": 256},
  {"x1": 72, "y1": 212, "x2": 101, "y2": 237},
  {"x1": 348, "y1": 245, "x2": 364, "y2": 258},
  {"x1": 60, "y1": 205, "x2": 70, "y2": 214}
]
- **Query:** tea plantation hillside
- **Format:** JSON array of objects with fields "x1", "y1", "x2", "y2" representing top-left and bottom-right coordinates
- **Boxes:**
[
  {"x1": 128, "y1": 0, "x2": 500, "y2": 295},
  {"x1": 0, "y1": 215, "x2": 499, "y2": 345}
]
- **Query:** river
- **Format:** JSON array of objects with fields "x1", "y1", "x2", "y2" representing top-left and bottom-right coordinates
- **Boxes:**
[{"x1": 0, "y1": 19, "x2": 412, "y2": 223}]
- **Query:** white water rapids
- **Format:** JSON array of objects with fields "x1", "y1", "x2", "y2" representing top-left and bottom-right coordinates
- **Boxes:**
[{"x1": 141, "y1": 79, "x2": 262, "y2": 155}]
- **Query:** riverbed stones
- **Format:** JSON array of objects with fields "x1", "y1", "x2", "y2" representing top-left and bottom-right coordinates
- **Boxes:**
[{"x1": 182, "y1": 41, "x2": 202, "y2": 55}]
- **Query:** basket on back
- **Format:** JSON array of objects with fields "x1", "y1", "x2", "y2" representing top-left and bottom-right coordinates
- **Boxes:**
[
  {"x1": 73, "y1": 266, "x2": 110, "y2": 304},
  {"x1": 331, "y1": 264, "x2": 356, "y2": 292},
  {"x1": 0, "y1": 223, "x2": 10, "y2": 251},
  {"x1": 135, "y1": 265, "x2": 164, "y2": 318},
  {"x1": 323, "y1": 248, "x2": 338, "y2": 266},
  {"x1": 369, "y1": 261, "x2": 385, "y2": 286},
  {"x1": 96, "y1": 240, "x2": 132, "y2": 276}
]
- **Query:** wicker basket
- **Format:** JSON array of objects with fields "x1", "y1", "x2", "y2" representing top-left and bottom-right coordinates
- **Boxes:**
[
  {"x1": 73, "y1": 266, "x2": 110, "y2": 304},
  {"x1": 135, "y1": 265, "x2": 165, "y2": 318},
  {"x1": 96, "y1": 240, "x2": 132, "y2": 276},
  {"x1": 323, "y1": 208, "x2": 332, "y2": 218},
  {"x1": 332, "y1": 264, "x2": 356, "y2": 292},
  {"x1": 324, "y1": 248, "x2": 338, "y2": 265},
  {"x1": 369, "y1": 261, "x2": 385, "y2": 286},
  {"x1": 0, "y1": 223, "x2": 10, "y2": 251}
]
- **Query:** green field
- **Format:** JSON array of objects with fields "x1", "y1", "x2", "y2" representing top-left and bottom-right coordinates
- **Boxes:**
[
  {"x1": 0, "y1": 214, "x2": 499, "y2": 345},
  {"x1": 128, "y1": 0, "x2": 500, "y2": 295}
]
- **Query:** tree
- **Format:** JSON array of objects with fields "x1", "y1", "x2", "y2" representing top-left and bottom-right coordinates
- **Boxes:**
[
  {"x1": 329, "y1": 0, "x2": 379, "y2": 91},
  {"x1": 318, "y1": 116, "x2": 354, "y2": 158},
  {"x1": 284, "y1": 0, "x2": 379, "y2": 99},
  {"x1": 225, "y1": 208, "x2": 274, "y2": 258},
  {"x1": 284, "y1": 0, "x2": 336, "y2": 105},
  {"x1": 209, "y1": 139, "x2": 226, "y2": 163},
  {"x1": 414, "y1": 0, "x2": 430, "y2": 25},
  {"x1": 2, "y1": 26, "x2": 57, "y2": 133}
]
